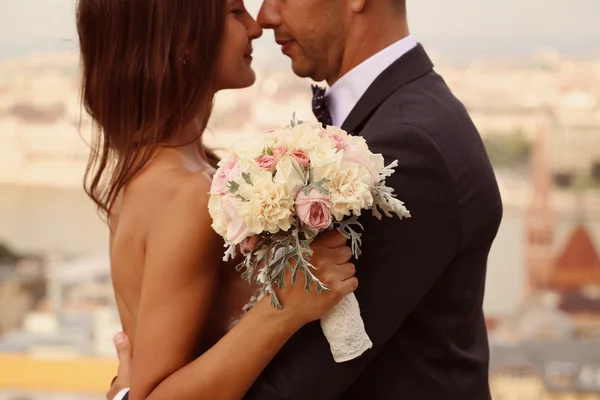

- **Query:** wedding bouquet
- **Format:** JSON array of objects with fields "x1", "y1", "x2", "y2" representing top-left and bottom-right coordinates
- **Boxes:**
[{"x1": 208, "y1": 114, "x2": 410, "y2": 362}]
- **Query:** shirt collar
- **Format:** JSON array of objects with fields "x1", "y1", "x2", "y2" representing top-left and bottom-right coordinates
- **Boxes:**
[{"x1": 325, "y1": 35, "x2": 418, "y2": 127}]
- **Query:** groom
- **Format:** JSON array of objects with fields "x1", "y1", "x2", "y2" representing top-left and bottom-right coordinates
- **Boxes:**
[{"x1": 110, "y1": 0, "x2": 503, "y2": 399}]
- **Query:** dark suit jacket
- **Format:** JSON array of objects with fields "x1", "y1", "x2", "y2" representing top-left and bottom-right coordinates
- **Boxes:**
[{"x1": 243, "y1": 44, "x2": 503, "y2": 400}]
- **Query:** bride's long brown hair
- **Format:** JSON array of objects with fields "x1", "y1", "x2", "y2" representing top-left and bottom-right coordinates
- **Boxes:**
[{"x1": 77, "y1": 0, "x2": 225, "y2": 218}]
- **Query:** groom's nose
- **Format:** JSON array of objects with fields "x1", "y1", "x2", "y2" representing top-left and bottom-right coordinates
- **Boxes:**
[{"x1": 257, "y1": 0, "x2": 281, "y2": 29}]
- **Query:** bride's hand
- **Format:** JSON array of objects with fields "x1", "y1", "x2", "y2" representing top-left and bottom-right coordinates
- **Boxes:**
[{"x1": 274, "y1": 230, "x2": 357, "y2": 324}]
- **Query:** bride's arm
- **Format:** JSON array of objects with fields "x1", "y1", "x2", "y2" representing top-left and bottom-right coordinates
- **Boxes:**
[
  {"x1": 144, "y1": 296, "x2": 303, "y2": 400},
  {"x1": 129, "y1": 178, "x2": 355, "y2": 400}
]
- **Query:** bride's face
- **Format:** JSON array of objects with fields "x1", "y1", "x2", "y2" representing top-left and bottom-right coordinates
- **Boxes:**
[{"x1": 215, "y1": 0, "x2": 263, "y2": 90}]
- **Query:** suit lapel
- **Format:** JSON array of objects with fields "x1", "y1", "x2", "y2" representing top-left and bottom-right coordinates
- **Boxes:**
[{"x1": 341, "y1": 44, "x2": 434, "y2": 135}]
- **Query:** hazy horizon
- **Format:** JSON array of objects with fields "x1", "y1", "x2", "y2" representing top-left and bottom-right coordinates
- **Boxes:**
[{"x1": 0, "y1": 0, "x2": 598, "y2": 60}]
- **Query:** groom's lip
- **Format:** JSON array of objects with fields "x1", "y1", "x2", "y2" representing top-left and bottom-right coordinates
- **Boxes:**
[{"x1": 276, "y1": 39, "x2": 295, "y2": 54}]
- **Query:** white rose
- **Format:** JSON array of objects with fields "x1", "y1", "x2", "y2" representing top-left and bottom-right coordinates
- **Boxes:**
[
  {"x1": 341, "y1": 141, "x2": 382, "y2": 184},
  {"x1": 346, "y1": 135, "x2": 369, "y2": 150},
  {"x1": 311, "y1": 147, "x2": 343, "y2": 184},
  {"x1": 310, "y1": 142, "x2": 339, "y2": 167},
  {"x1": 239, "y1": 173, "x2": 294, "y2": 234},
  {"x1": 328, "y1": 163, "x2": 374, "y2": 221},
  {"x1": 324, "y1": 125, "x2": 350, "y2": 137},
  {"x1": 208, "y1": 194, "x2": 253, "y2": 245},
  {"x1": 238, "y1": 157, "x2": 263, "y2": 176},
  {"x1": 273, "y1": 155, "x2": 307, "y2": 199},
  {"x1": 232, "y1": 133, "x2": 275, "y2": 160}
]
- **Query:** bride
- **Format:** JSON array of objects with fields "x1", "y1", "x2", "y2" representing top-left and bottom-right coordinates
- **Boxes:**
[{"x1": 76, "y1": 0, "x2": 358, "y2": 399}]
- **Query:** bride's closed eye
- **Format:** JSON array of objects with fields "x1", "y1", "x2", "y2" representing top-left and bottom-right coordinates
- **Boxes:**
[{"x1": 229, "y1": 0, "x2": 246, "y2": 16}]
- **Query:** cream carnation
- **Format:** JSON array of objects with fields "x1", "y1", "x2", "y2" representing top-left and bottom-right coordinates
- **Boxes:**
[
  {"x1": 327, "y1": 163, "x2": 374, "y2": 221},
  {"x1": 239, "y1": 172, "x2": 294, "y2": 234}
]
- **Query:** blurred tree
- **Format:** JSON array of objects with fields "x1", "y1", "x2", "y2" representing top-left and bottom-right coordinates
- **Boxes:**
[
  {"x1": 0, "y1": 242, "x2": 21, "y2": 265},
  {"x1": 483, "y1": 130, "x2": 532, "y2": 168},
  {"x1": 592, "y1": 160, "x2": 600, "y2": 183},
  {"x1": 554, "y1": 171, "x2": 575, "y2": 188}
]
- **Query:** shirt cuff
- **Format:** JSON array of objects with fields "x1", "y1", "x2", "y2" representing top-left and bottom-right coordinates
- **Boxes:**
[{"x1": 113, "y1": 388, "x2": 130, "y2": 400}]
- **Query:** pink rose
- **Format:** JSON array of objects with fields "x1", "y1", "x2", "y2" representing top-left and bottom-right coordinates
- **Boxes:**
[
  {"x1": 256, "y1": 155, "x2": 277, "y2": 172},
  {"x1": 272, "y1": 145, "x2": 288, "y2": 160},
  {"x1": 342, "y1": 143, "x2": 379, "y2": 184},
  {"x1": 326, "y1": 133, "x2": 346, "y2": 152},
  {"x1": 210, "y1": 157, "x2": 241, "y2": 194},
  {"x1": 221, "y1": 196, "x2": 252, "y2": 244},
  {"x1": 291, "y1": 151, "x2": 310, "y2": 168},
  {"x1": 295, "y1": 188, "x2": 332, "y2": 233},
  {"x1": 241, "y1": 235, "x2": 259, "y2": 253}
]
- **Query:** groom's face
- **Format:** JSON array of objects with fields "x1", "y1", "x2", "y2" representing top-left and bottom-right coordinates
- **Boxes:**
[{"x1": 258, "y1": 0, "x2": 346, "y2": 82}]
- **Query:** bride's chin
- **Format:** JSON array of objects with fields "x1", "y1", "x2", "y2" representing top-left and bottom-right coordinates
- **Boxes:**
[{"x1": 219, "y1": 70, "x2": 256, "y2": 91}]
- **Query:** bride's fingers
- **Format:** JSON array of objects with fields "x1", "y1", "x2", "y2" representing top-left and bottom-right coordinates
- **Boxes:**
[{"x1": 114, "y1": 332, "x2": 133, "y2": 383}]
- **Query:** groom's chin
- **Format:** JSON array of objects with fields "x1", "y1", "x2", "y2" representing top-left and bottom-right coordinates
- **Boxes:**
[
  {"x1": 287, "y1": 57, "x2": 320, "y2": 82},
  {"x1": 289, "y1": 62, "x2": 315, "y2": 80}
]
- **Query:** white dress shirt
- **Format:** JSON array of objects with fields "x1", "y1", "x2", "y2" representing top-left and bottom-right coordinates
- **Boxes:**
[
  {"x1": 113, "y1": 388, "x2": 129, "y2": 400},
  {"x1": 112, "y1": 35, "x2": 418, "y2": 400},
  {"x1": 326, "y1": 35, "x2": 417, "y2": 127}
]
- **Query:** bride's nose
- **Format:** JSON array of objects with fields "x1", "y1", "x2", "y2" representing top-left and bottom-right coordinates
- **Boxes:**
[{"x1": 247, "y1": 17, "x2": 263, "y2": 40}]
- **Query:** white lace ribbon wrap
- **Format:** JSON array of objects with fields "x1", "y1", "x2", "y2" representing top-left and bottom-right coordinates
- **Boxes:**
[{"x1": 320, "y1": 292, "x2": 372, "y2": 363}]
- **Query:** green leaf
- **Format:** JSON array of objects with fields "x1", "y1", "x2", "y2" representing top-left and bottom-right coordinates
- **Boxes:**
[
  {"x1": 270, "y1": 291, "x2": 283, "y2": 310},
  {"x1": 302, "y1": 177, "x2": 330, "y2": 196},
  {"x1": 335, "y1": 216, "x2": 365, "y2": 258},
  {"x1": 227, "y1": 180, "x2": 240, "y2": 193},
  {"x1": 242, "y1": 172, "x2": 253, "y2": 185}
]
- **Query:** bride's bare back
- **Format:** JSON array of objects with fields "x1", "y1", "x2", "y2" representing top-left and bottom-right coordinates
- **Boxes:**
[{"x1": 109, "y1": 148, "x2": 257, "y2": 396}]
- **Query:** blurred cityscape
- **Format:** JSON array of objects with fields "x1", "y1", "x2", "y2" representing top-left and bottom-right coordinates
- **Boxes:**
[
  {"x1": 1, "y1": 1, "x2": 600, "y2": 398},
  {"x1": 0, "y1": 46, "x2": 599, "y2": 400}
]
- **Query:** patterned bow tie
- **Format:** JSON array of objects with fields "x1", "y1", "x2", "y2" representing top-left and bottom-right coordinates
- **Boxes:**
[{"x1": 311, "y1": 85, "x2": 333, "y2": 127}]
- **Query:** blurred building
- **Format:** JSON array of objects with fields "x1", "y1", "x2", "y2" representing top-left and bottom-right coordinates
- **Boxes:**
[
  {"x1": 488, "y1": 114, "x2": 600, "y2": 399},
  {"x1": 0, "y1": 255, "x2": 120, "y2": 358}
]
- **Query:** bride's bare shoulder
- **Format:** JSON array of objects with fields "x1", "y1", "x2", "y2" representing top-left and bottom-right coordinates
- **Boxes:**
[{"x1": 125, "y1": 166, "x2": 213, "y2": 218}]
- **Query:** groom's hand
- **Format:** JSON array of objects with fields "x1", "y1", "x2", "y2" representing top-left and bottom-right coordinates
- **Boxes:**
[{"x1": 107, "y1": 332, "x2": 133, "y2": 400}]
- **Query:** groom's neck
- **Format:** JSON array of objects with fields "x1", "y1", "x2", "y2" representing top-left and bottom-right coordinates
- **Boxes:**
[{"x1": 326, "y1": 17, "x2": 410, "y2": 87}]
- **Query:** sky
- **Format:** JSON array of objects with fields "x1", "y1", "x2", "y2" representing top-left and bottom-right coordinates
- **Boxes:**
[{"x1": 0, "y1": 0, "x2": 598, "y2": 60}]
